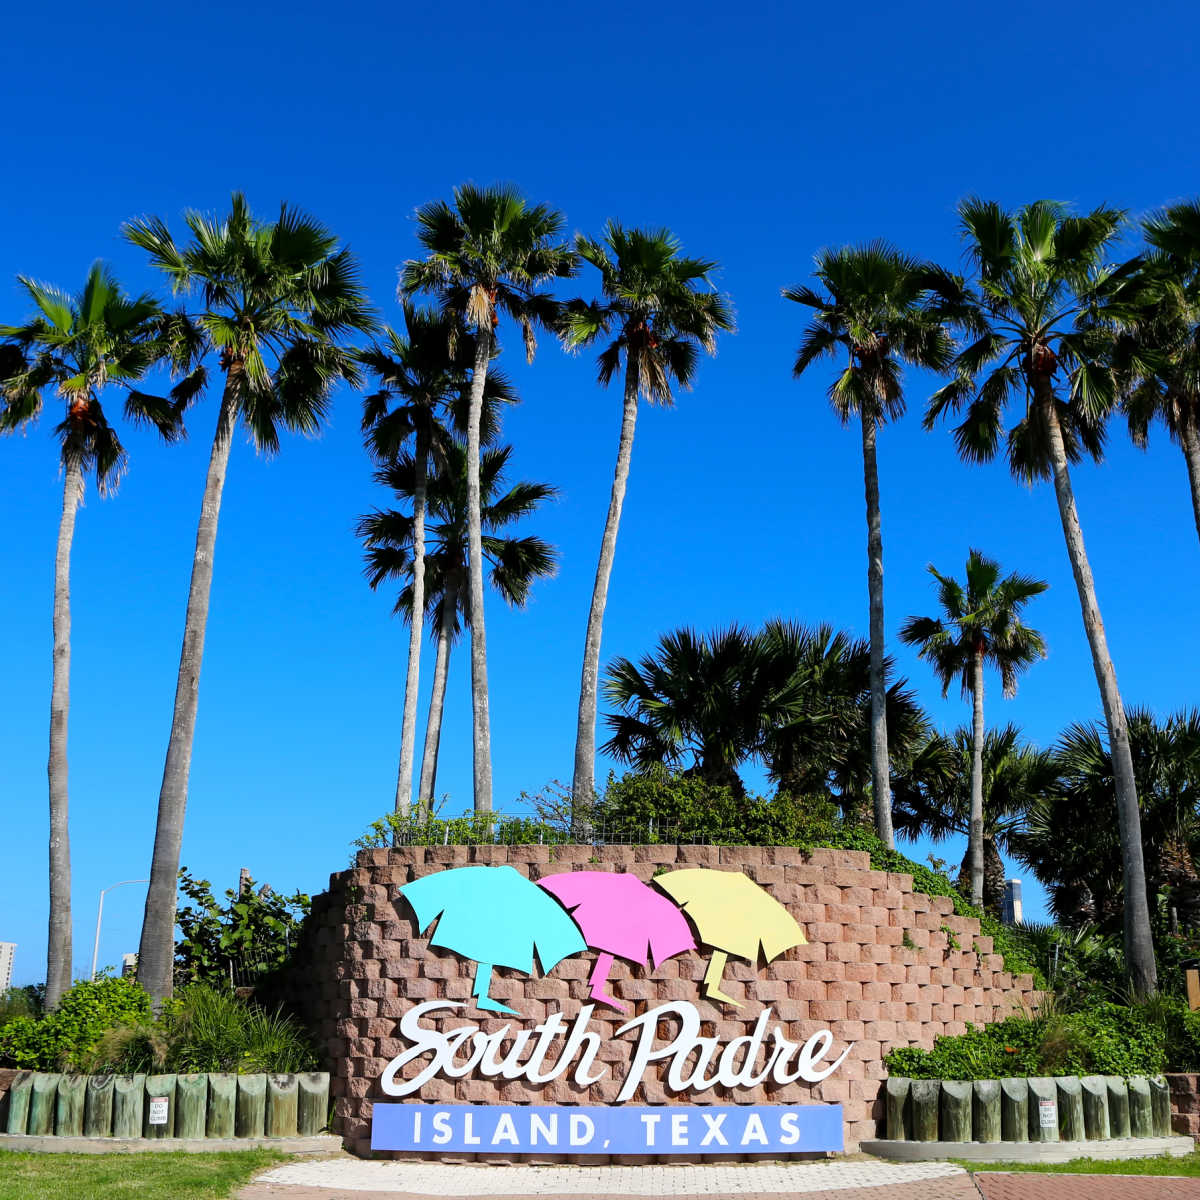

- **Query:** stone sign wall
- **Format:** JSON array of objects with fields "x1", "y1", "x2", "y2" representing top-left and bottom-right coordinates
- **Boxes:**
[{"x1": 293, "y1": 843, "x2": 1040, "y2": 1158}]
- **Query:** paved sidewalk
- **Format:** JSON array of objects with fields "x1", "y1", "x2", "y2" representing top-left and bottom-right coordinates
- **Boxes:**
[
  {"x1": 239, "y1": 1159, "x2": 1200, "y2": 1200},
  {"x1": 239, "y1": 1159, "x2": 975, "y2": 1198},
  {"x1": 976, "y1": 1174, "x2": 1200, "y2": 1199}
]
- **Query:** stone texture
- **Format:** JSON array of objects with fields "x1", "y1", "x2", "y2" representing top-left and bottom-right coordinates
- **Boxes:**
[{"x1": 290, "y1": 844, "x2": 1042, "y2": 1159}]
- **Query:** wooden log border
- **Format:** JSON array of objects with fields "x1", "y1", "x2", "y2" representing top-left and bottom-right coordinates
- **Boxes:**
[
  {"x1": 1, "y1": 1071, "x2": 329, "y2": 1139},
  {"x1": 885, "y1": 1075, "x2": 1173, "y2": 1142}
]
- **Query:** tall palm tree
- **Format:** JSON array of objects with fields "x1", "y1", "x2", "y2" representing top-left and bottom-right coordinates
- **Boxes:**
[
  {"x1": 124, "y1": 194, "x2": 376, "y2": 1004},
  {"x1": 358, "y1": 441, "x2": 558, "y2": 812},
  {"x1": 926, "y1": 198, "x2": 1157, "y2": 995},
  {"x1": 0, "y1": 264, "x2": 186, "y2": 1009},
  {"x1": 892, "y1": 724, "x2": 1058, "y2": 912},
  {"x1": 562, "y1": 224, "x2": 733, "y2": 827},
  {"x1": 899, "y1": 550, "x2": 1047, "y2": 907},
  {"x1": 1118, "y1": 201, "x2": 1200, "y2": 542},
  {"x1": 400, "y1": 183, "x2": 575, "y2": 814},
  {"x1": 359, "y1": 306, "x2": 514, "y2": 813},
  {"x1": 784, "y1": 243, "x2": 956, "y2": 848}
]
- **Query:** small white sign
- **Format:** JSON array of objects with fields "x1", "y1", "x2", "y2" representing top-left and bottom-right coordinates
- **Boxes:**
[
  {"x1": 1038, "y1": 1099, "x2": 1057, "y2": 1129},
  {"x1": 148, "y1": 1097, "x2": 169, "y2": 1126}
]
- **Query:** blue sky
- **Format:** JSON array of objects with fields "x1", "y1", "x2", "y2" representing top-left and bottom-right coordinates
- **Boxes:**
[{"x1": 2, "y1": 0, "x2": 1198, "y2": 985}]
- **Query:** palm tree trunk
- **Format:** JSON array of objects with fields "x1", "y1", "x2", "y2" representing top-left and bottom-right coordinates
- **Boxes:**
[
  {"x1": 1039, "y1": 381, "x2": 1157, "y2": 996},
  {"x1": 983, "y1": 837, "x2": 1007, "y2": 916},
  {"x1": 860, "y1": 410, "x2": 894, "y2": 848},
  {"x1": 1179, "y1": 409, "x2": 1200, "y2": 546},
  {"x1": 969, "y1": 650, "x2": 986, "y2": 909},
  {"x1": 466, "y1": 331, "x2": 493, "y2": 814},
  {"x1": 417, "y1": 581, "x2": 456, "y2": 817},
  {"x1": 395, "y1": 428, "x2": 428, "y2": 814},
  {"x1": 137, "y1": 368, "x2": 241, "y2": 1005},
  {"x1": 45, "y1": 459, "x2": 83, "y2": 1011},
  {"x1": 572, "y1": 353, "x2": 640, "y2": 834}
]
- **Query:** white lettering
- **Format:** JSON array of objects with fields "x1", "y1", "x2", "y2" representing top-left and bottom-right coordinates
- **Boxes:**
[
  {"x1": 740, "y1": 1113, "x2": 768, "y2": 1146},
  {"x1": 795, "y1": 1029, "x2": 851, "y2": 1083},
  {"x1": 778, "y1": 1111, "x2": 800, "y2": 1145},
  {"x1": 379, "y1": 1000, "x2": 853, "y2": 1102},
  {"x1": 700, "y1": 1111, "x2": 728, "y2": 1146},
  {"x1": 491, "y1": 1113, "x2": 519, "y2": 1145},
  {"x1": 412, "y1": 1109, "x2": 422, "y2": 1143},
  {"x1": 640, "y1": 1113, "x2": 660, "y2": 1146},
  {"x1": 569, "y1": 1114, "x2": 595, "y2": 1146},
  {"x1": 462, "y1": 1111, "x2": 480, "y2": 1145},
  {"x1": 530, "y1": 1113, "x2": 557, "y2": 1145},
  {"x1": 716, "y1": 1010, "x2": 773, "y2": 1087},
  {"x1": 670, "y1": 1112, "x2": 689, "y2": 1146},
  {"x1": 431, "y1": 1111, "x2": 451, "y2": 1144}
]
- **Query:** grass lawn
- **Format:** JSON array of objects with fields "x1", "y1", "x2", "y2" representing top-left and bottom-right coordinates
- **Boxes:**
[
  {"x1": 0, "y1": 1149, "x2": 285, "y2": 1200},
  {"x1": 963, "y1": 1150, "x2": 1200, "y2": 1177}
]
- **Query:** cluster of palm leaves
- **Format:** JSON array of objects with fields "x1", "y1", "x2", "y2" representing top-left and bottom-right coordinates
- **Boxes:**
[
  {"x1": 783, "y1": 199, "x2": 1200, "y2": 998},
  {"x1": 602, "y1": 621, "x2": 925, "y2": 811},
  {"x1": 5, "y1": 183, "x2": 1200, "y2": 1013}
]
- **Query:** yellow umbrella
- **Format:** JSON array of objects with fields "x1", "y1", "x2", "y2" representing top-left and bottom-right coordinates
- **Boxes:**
[{"x1": 654, "y1": 868, "x2": 806, "y2": 1007}]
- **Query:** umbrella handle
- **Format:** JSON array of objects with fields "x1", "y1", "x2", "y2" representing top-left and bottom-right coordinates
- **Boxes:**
[
  {"x1": 471, "y1": 961, "x2": 518, "y2": 1016},
  {"x1": 702, "y1": 949, "x2": 742, "y2": 1008},
  {"x1": 587, "y1": 952, "x2": 629, "y2": 1013}
]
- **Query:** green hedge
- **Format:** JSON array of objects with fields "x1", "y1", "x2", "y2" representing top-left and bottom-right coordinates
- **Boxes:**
[
  {"x1": 885, "y1": 999, "x2": 1200, "y2": 1079},
  {"x1": 0, "y1": 976, "x2": 150, "y2": 1071}
]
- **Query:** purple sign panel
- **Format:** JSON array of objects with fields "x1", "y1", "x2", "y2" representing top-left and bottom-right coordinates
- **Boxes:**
[{"x1": 371, "y1": 1102, "x2": 844, "y2": 1155}]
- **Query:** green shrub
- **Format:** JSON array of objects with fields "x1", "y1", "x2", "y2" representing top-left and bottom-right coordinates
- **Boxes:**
[
  {"x1": 885, "y1": 997, "x2": 1196, "y2": 1080},
  {"x1": 80, "y1": 984, "x2": 317, "y2": 1075},
  {"x1": 353, "y1": 808, "x2": 571, "y2": 856},
  {"x1": 175, "y1": 869, "x2": 310, "y2": 990},
  {"x1": 0, "y1": 976, "x2": 151, "y2": 1071},
  {"x1": 0, "y1": 986, "x2": 43, "y2": 1025},
  {"x1": 594, "y1": 771, "x2": 840, "y2": 846}
]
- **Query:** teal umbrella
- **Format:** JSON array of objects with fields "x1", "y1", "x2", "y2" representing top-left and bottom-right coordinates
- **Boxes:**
[{"x1": 400, "y1": 865, "x2": 586, "y2": 1014}]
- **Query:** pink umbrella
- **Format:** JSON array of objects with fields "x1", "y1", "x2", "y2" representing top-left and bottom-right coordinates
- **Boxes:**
[{"x1": 538, "y1": 870, "x2": 696, "y2": 1012}]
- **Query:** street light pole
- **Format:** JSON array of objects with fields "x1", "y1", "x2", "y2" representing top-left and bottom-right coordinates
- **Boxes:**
[{"x1": 91, "y1": 879, "x2": 149, "y2": 980}]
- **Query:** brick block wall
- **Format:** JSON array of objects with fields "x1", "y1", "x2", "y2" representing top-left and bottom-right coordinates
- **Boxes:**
[
  {"x1": 1169, "y1": 1073, "x2": 1200, "y2": 1138},
  {"x1": 291, "y1": 844, "x2": 1040, "y2": 1158}
]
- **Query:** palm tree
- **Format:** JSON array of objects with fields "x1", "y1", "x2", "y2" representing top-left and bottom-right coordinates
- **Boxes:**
[
  {"x1": 358, "y1": 441, "x2": 558, "y2": 813},
  {"x1": 562, "y1": 224, "x2": 733, "y2": 827},
  {"x1": 926, "y1": 198, "x2": 1157, "y2": 995},
  {"x1": 124, "y1": 194, "x2": 376, "y2": 1004},
  {"x1": 400, "y1": 184, "x2": 575, "y2": 814},
  {"x1": 784, "y1": 243, "x2": 956, "y2": 848},
  {"x1": 892, "y1": 724, "x2": 1058, "y2": 912},
  {"x1": 0, "y1": 264, "x2": 186, "y2": 1009},
  {"x1": 359, "y1": 306, "x2": 514, "y2": 813},
  {"x1": 1118, "y1": 201, "x2": 1200, "y2": 542},
  {"x1": 898, "y1": 550, "x2": 1047, "y2": 907},
  {"x1": 1012, "y1": 709, "x2": 1200, "y2": 930},
  {"x1": 603, "y1": 625, "x2": 821, "y2": 797},
  {"x1": 758, "y1": 620, "x2": 928, "y2": 820}
]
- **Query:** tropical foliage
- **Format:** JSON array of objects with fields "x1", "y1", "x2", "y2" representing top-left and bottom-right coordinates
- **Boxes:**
[
  {"x1": 124, "y1": 193, "x2": 376, "y2": 1004},
  {"x1": 8, "y1": 183, "x2": 1200, "y2": 1012},
  {"x1": 926, "y1": 198, "x2": 1158, "y2": 995},
  {"x1": 0, "y1": 264, "x2": 189, "y2": 1009},
  {"x1": 563, "y1": 224, "x2": 733, "y2": 827},
  {"x1": 899, "y1": 550, "x2": 1046, "y2": 907}
]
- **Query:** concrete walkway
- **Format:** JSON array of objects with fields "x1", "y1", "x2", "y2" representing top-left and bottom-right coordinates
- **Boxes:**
[
  {"x1": 238, "y1": 1158, "x2": 1200, "y2": 1200},
  {"x1": 239, "y1": 1159, "x2": 976, "y2": 1198}
]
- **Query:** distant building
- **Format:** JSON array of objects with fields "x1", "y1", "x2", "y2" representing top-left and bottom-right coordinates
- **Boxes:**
[
  {"x1": 0, "y1": 942, "x2": 15, "y2": 991},
  {"x1": 121, "y1": 953, "x2": 138, "y2": 978},
  {"x1": 1002, "y1": 879, "x2": 1023, "y2": 925}
]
